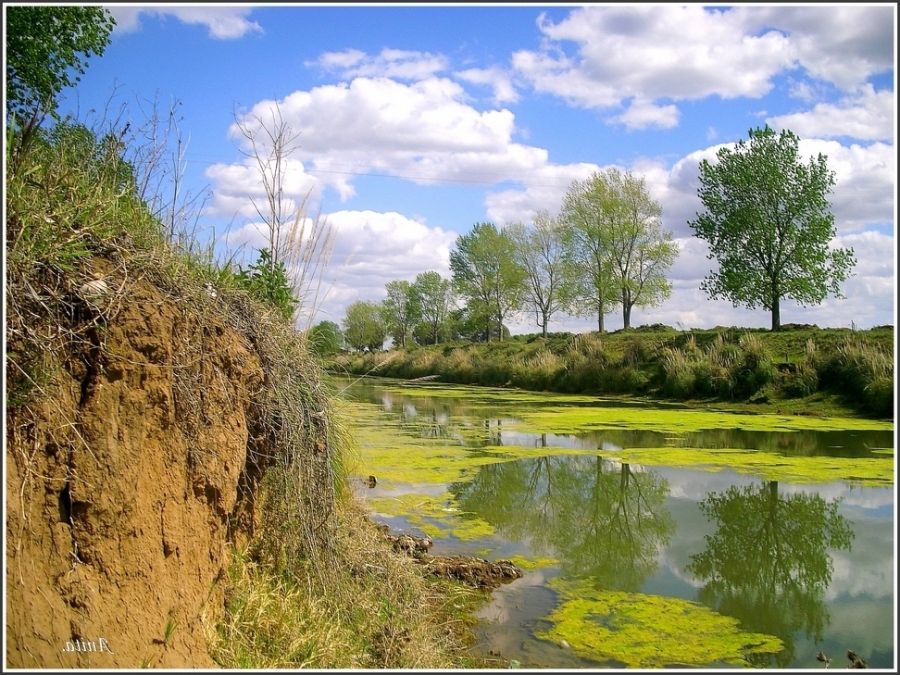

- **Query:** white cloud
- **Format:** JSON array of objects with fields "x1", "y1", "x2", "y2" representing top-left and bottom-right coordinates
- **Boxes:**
[
  {"x1": 226, "y1": 77, "x2": 549, "y2": 194},
  {"x1": 312, "y1": 210, "x2": 458, "y2": 325},
  {"x1": 310, "y1": 48, "x2": 448, "y2": 81},
  {"x1": 614, "y1": 98, "x2": 680, "y2": 130},
  {"x1": 106, "y1": 6, "x2": 262, "y2": 39},
  {"x1": 733, "y1": 5, "x2": 895, "y2": 91},
  {"x1": 455, "y1": 67, "x2": 520, "y2": 104},
  {"x1": 514, "y1": 5, "x2": 794, "y2": 113},
  {"x1": 768, "y1": 86, "x2": 895, "y2": 142}
]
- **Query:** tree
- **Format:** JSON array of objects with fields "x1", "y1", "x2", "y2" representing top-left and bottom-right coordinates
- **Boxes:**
[
  {"x1": 307, "y1": 320, "x2": 343, "y2": 357},
  {"x1": 560, "y1": 174, "x2": 621, "y2": 333},
  {"x1": 449, "y1": 222, "x2": 525, "y2": 342},
  {"x1": 608, "y1": 170, "x2": 678, "y2": 329},
  {"x1": 382, "y1": 280, "x2": 421, "y2": 348},
  {"x1": 6, "y1": 6, "x2": 115, "y2": 121},
  {"x1": 509, "y1": 211, "x2": 569, "y2": 338},
  {"x1": 6, "y1": 6, "x2": 115, "y2": 167},
  {"x1": 412, "y1": 271, "x2": 454, "y2": 345},
  {"x1": 232, "y1": 102, "x2": 334, "y2": 325},
  {"x1": 688, "y1": 126, "x2": 856, "y2": 331},
  {"x1": 343, "y1": 301, "x2": 386, "y2": 352}
]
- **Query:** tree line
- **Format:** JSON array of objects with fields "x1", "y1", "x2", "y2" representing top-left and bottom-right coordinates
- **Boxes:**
[{"x1": 316, "y1": 123, "x2": 857, "y2": 354}]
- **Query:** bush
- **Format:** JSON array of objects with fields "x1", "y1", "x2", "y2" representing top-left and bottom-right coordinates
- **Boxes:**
[{"x1": 235, "y1": 249, "x2": 298, "y2": 322}]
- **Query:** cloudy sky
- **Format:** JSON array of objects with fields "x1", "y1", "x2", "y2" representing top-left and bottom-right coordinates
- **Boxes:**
[{"x1": 58, "y1": 4, "x2": 896, "y2": 332}]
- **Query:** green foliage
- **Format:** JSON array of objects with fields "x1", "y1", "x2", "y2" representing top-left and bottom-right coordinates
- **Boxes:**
[
  {"x1": 412, "y1": 271, "x2": 454, "y2": 345},
  {"x1": 818, "y1": 339, "x2": 894, "y2": 416},
  {"x1": 235, "y1": 249, "x2": 298, "y2": 322},
  {"x1": 558, "y1": 172, "x2": 622, "y2": 332},
  {"x1": 689, "y1": 126, "x2": 856, "y2": 330},
  {"x1": 449, "y1": 222, "x2": 525, "y2": 342},
  {"x1": 381, "y1": 280, "x2": 421, "y2": 348},
  {"x1": 508, "y1": 212, "x2": 568, "y2": 337},
  {"x1": 308, "y1": 321, "x2": 343, "y2": 357},
  {"x1": 343, "y1": 301, "x2": 386, "y2": 351}
]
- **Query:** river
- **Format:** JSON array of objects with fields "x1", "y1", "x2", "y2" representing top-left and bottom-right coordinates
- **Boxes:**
[{"x1": 330, "y1": 375, "x2": 895, "y2": 669}]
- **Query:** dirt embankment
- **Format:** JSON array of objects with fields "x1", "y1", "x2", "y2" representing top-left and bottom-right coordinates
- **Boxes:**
[{"x1": 6, "y1": 270, "x2": 270, "y2": 668}]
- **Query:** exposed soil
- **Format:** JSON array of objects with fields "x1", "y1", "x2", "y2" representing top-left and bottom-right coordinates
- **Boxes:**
[{"x1": 6, "y1": 268, "x2": 268, "y2": 668}]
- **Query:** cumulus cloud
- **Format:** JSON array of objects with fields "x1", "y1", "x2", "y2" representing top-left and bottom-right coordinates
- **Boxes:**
[
  {"x1": 614, "y1": 97, "x2": 680, "y2": 130},
  {"x1": 513, "y1": 5, "x2": 794, "y2": 112},
  {"x1": 106, "y1": 6, "x2": 262, "y2": 39},
  {"x1": 313, "y1": 210, "x2": 458, "y2": 325},
  {"x1": 225, "y1": 77, "x2": 549, "y2": 194},
  {"x1": 455, "y1": 66, "x2": 520, "y2": 104},
  {"x1": 310, "y1": 48, "x2": 448, "y2": 81},
  {"x1": 768, "y1": 86, "x2": 895, "y2": 142},
  {"x1": 511, "y1": 5, "x2": 893, "y2": 131}
]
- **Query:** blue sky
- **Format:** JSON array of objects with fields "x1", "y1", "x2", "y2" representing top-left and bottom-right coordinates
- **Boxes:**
[{"x1": 46, "y1": 3, "x2": 896, "y2": 332}]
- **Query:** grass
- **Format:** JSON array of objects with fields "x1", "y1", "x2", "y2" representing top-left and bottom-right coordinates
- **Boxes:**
[{"x1": 330, "y1": 324, "x2": 894, "y2": 420}]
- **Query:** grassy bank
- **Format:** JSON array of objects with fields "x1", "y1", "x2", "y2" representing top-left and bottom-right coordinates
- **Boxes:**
[
  {"x1": 6, "y1": 122, "x2": 490, "y2": 667},
  {"x1": 330, "y1": 325, "x2": 895, "y2": 419}
]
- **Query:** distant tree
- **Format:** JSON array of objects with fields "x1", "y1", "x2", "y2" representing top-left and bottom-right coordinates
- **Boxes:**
[
  {"x1": 382, "y1": 280, "x2": 421, "y2": 348},
  {"x1": 343, "y1": 301, "x2": 386, "y2": 351},
  {"x1": 509, "y1": 211, "x2": 569, "y2": 338},
  {"x1": 560, "y1": 174, "x2": 621, "y2": 333},
  {"x1": 689, "y1": 126, "x2": 856, "y2": 331},
  {"x1": 412, "y1": 271, "x2": 454, "y2": 345},
  {"x1": 605, "y1": 169, "x2": 678, "y2": 329},
  {"x1": 307, "y1": 320, "x2": 343, "y2": 357},
  {"x1": 450, "y1": 222, "x2": 525, "y2": 342}
]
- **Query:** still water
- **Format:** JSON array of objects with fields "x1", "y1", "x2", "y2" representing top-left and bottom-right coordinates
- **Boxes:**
[{"x1": 332, "y1": 375, "x2": 895, "y2": 669}]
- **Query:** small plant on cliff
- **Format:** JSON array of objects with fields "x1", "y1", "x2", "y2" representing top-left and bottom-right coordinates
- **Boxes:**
[{"x1": 235, "y1": 248, "x2": 299, "y2": 322}]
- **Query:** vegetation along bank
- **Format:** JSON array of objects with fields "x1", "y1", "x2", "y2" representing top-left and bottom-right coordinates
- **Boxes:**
[{"x1": 330, "y1": 324, "x2": 894, "y2": 420}]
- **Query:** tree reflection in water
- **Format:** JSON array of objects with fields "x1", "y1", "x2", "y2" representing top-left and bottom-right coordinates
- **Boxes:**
[
  {"x1": 451, "y1": 454, "x2": 674, "y2": 590},
  {"x1": 687, "y1": 481, "x2": 854, "y2": 667}
]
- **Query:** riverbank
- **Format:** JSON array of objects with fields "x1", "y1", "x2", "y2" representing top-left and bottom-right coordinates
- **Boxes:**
[
  {"x1": 330, "y1": 324, "x2": 894, "y2": 420},
  {"x1": 5, "y1": 121, "x2": 493, "y2": 668}
]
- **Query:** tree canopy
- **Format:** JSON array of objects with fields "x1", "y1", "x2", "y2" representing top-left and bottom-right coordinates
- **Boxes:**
[
  {"x1": 449, "y1": 222, "x2": 525, "y2": 342},
  {"x1": 412, "y1": 271, "x2": 454, "y2": 345},
  {"x1": 343, "y1": 301, "x2": 386, "y2": 351},
  {"x1": 6, "y1": 6, "x2": 115, "y2": 122},
  {"x1": 382, "y1": 280, "x2": 421, "y2": 348},
  {"x1": 688, "y1": 126, "x2": 856, "y2": 331}
]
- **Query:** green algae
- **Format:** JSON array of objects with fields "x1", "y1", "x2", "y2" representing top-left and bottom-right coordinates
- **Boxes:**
[
  {"x1": 536, "y1": 578, "x2": 784, "y2": 668},
  {"x1": 606, "y1": 447, "x2": 894, "y2": 486},
  {"x1": 367, "y1": 491, "x2": 496, "y2": 541},
  {"x1": 513, "y1": 405, "x2": 893, "y2": 435},
  {"x1": 506, "y1": 555, "x2": 559, "y2": 571}
]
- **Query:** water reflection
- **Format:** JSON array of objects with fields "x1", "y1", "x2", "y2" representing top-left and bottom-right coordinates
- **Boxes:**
[
  {"x1": 452, "y1": 455, "x2": 675, "y2": 589},
  {"x1": 687, "y1": 481, "x2": 855, "y2": 666}
]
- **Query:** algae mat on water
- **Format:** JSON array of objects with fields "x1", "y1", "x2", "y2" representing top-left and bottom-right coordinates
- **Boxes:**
[
  {"x1": 477, "y1": 445, "x2": 894, "y2": 487},
  {"x1": 512, "y1": 405, "x2": 893, "y2": 435},
  {"x1": 536, "y1": 579, "x2": 784, "y2": 668}
]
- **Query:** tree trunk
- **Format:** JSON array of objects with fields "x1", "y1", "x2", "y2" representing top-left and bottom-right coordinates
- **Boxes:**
[
  {"x1": 541, "y1": 310, "x2": 549, "y2": 338},
  {"x1": 598, "y1": 307, "x2": 605, "y2": 334},
  {"x1": 623, "y1": 302, "x2": 632, "y2": 330},
  {"x1": 771, "y1": 294, "x2": 781, "y2": 331}
]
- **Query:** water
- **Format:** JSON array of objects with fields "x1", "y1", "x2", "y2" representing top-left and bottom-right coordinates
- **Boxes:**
[{"x1": 332, "y1": 375, "x2": 895, "y2": 669}]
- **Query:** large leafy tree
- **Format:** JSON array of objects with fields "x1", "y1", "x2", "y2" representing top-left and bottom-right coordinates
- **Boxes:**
[
  {"x1": 509, "y1": 211, "x2": 569, "y2": 337},
  {"x1": 342, "y1": 301, "x2": 386, "y2": 352},
  {"x1": 382, "y1": 280, "x2": 421, "y2": 348},
  {"x1": 688, "y1": 126, "x2": 856, "y2": 331},
  {"x1": 412, "y1": 271, "x2": 454, "y2": 345},
  {"x1": 449, "y1": 222, "x2": 525, "y2": 342},
  {"x1": 6, "y1": 6, "x2": 115, "y2": 123},
  {"x1": 608, "y1": 169, "x2": 678, "y2": 329},
  {"x1": 307, "y1": 320, "x2": 343, "y2": 357},
  {"x1": 560, "y1": 174, "x2": 621, "y2": 333}
]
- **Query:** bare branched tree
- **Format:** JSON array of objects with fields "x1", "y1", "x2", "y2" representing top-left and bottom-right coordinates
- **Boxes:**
[{"x1": 232, "y1": 101, "x2": 335, "y2": 327}]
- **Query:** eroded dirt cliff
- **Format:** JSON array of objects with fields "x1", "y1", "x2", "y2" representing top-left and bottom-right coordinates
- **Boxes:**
[{"x1": 6, "y1": 266, "x2": 268, "y2": 668}]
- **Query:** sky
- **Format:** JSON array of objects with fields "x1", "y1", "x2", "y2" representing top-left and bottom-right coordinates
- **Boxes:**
[{"x1": 42, "y1": 2, "x2": 898, "y2": 333}]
